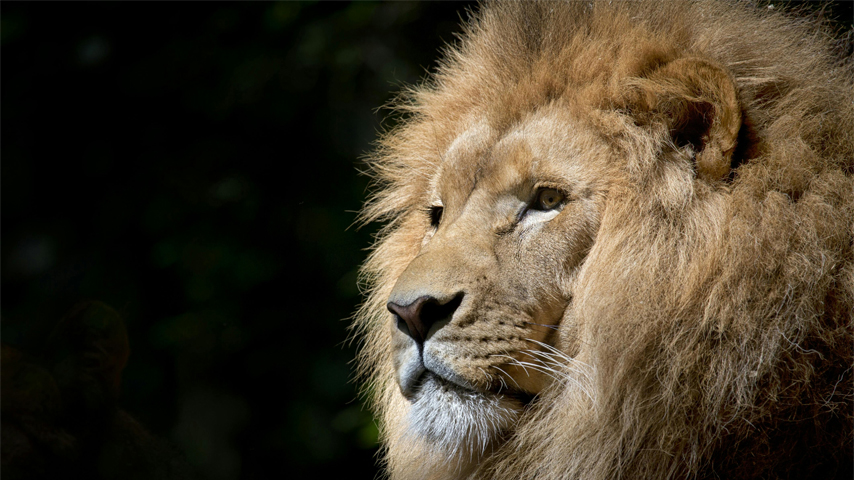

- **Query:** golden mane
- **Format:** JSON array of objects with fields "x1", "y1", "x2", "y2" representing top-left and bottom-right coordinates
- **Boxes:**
[{"x1": 354, "y1": 1, "x2": 853, "y2": 478}]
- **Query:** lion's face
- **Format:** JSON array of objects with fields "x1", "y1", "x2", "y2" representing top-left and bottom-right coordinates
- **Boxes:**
[
  {"x1": 360, "y1": 2, "x2": 853, "y2": 478},
  {"x1": 386, "y1": 107, "x2": 614, "y2": 454}
]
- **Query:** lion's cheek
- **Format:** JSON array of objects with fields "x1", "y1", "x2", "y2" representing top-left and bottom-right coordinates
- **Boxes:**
[{"x1": 555, "y1": 304, "x2": 583, "y2": 358}]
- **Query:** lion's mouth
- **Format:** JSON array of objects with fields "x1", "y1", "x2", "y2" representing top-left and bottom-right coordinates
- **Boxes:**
[
  {"x1": 409, "y1": 369, "x2": 537, "y2": 409},
  {"x1": 408, "y1": 369, "x2": 475, "y2": 399},
  {"x1": 395, "y1": 321, "x2": 546, "y2": 406}
]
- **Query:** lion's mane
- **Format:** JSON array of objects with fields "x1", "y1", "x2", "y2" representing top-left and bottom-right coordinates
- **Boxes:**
[{"x1": 354, "y1": 2, "x2": 854, "y2": 479}]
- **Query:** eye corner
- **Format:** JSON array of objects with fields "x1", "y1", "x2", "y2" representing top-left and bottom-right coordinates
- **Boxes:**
[{"x1": 428, "y1": 204, "x2": 444, "y2": 227}]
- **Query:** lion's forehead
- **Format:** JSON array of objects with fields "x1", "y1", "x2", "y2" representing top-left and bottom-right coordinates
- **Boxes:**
[{"x1": 437, "y1": 113, "x2": 607, "y2": 207}]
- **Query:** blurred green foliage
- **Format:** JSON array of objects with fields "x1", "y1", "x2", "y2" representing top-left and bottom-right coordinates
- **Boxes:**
[{"x1": 1, "y1": 2, "x2": 475, "y2": 478}]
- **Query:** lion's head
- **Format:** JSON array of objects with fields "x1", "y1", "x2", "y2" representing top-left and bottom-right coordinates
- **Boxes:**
[{"x1": 354, "y1": 2, "x2": 854, "y2": 479}]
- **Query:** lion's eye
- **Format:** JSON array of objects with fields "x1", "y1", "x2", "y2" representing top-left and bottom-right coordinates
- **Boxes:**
[
  {"x1": 429, "y1": 205, "x2": 444, "y2": 227},
  {"x1": 533, "y1": 188, "x2": 565, "y2": 211}
]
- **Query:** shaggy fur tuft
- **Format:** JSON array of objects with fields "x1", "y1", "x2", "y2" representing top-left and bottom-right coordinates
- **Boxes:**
[{"x1": 353, "y1": 2, "x2": 853, "y2": 479}]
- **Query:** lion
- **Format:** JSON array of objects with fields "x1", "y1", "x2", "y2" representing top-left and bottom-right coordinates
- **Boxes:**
[{"x1": 353, "y1": 1, "x2": 854, "y2": 479}]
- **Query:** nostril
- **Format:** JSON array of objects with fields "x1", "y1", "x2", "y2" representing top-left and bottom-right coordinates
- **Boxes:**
[
  {"x1": 387, "y1": 293, "x2": 463, "y2": 344},
  {"x1": 420, "y1": 294, "x2": 463, "y2": 334},
  {"x1": 394, "y1": 315, "x2": 412, "y2": 338}
]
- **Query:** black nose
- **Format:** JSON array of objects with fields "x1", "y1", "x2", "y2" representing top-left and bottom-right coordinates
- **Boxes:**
[{"x1": 387, "y1": 294, "x2": 463, "y2": 344}]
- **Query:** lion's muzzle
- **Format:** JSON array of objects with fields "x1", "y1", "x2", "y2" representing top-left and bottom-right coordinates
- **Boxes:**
[{"x1": 387, "y1": 294, "x2": 467, "y2": 398}]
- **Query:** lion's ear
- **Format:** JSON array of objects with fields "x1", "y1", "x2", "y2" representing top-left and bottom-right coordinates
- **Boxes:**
[{"x1": 622, "y1": 57, "x2": 742, "y2": 182}]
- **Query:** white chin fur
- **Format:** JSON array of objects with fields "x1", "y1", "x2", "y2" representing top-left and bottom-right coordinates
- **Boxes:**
[{"x1": 406, "y1": 375, "x2": 521, "y2": 460}]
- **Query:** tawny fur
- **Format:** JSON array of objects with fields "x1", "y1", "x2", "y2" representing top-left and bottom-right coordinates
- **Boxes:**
[{"x1": 353, "y1": 1, "x2": 854, "y2": 479}]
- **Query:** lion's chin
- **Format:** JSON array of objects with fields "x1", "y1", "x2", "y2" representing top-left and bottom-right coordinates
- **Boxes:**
[{"x1": 405, "y1": 374, "x2": 522, "y2": 459}]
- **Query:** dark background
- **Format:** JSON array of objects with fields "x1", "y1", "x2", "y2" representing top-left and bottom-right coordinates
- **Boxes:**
[
  {"x1": 1, "y1": 2, "x2": 850, "y2": 480},
  {"x1": 1, "y1": 3, "x2": 476, "y2": 478}
]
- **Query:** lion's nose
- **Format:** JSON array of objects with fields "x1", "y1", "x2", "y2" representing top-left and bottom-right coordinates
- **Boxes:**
[{"x1": 387, "y1": 294, "x2": 463, "y2": 345}]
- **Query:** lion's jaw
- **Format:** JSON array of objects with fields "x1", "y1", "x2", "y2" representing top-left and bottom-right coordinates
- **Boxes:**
[{"x1": 386, "y1": 113, "x2": 611, "y2": 463}]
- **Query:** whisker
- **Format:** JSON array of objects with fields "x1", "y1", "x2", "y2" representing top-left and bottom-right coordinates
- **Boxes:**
[
  {"x1": 491, "y1": 365, "x2": 521, "y2": 390},
  {"x1": 521, "y1": 321, "x2": 559, "y2": 330},
  {"x1": 511, "y1": 360, "x2": 595, "y2": 402},
  {"x1": 490, "y1": 353, "x2": 534, "y2": 378},
  {"x1": 523, "y1": 338, "x2": 594, "y2": 369}
]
